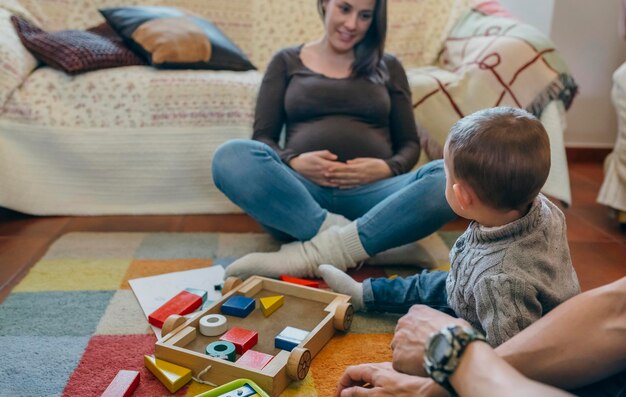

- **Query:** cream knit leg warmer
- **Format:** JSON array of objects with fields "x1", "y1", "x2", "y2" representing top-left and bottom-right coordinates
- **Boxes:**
[
  {"x1": 319, "y1": 212, "x2": 351, "y2": 233},
  {"x1": 224, "y1": 222, "x2": 369, "y2": 279}
]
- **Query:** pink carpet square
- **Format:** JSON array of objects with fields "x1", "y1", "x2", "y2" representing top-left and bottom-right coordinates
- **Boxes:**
[{"x1": 62, "y1": 334, "x2": 189, "y2": 396}]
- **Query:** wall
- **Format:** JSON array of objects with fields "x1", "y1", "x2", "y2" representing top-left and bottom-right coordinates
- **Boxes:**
[
  {"x1": 500, "y1": 0, "x2": 625, "y2": 148},
  {"x1": 499, "y1": 0, "x2": 554, "y2": 36}
]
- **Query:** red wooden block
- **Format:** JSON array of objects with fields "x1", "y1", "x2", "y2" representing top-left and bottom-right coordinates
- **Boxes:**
[
  {"x1": 101, "y1": 369, "x2": 140, "y2": 397},
  {"x1": 148, "y1": 290, "x2": 203, "y2": 328},
  {"x1": 236, "y1": 349, "x2": 274, "y2": 370},
  {"x1": 219, "y1": 327, "x2": 258, "y2": 355},
  {"x1": 279, "y1": 275, "x2": 319, "y2": 288}
]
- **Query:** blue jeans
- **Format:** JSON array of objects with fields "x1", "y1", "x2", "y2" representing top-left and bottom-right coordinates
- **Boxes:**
[
  {"x1": 363, "y1": 270, "x2": 453, "y2": 314},
  {"x1": 211, "y1": 139, "x2": 456, "y2": 255}
]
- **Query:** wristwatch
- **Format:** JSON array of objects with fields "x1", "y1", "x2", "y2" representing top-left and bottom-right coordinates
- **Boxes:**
[{"x1": 424, "y1": 324, "x2": 486, "y2": 396}]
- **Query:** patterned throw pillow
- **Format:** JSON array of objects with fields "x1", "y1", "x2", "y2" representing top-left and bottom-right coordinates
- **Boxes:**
[
  {"x1": 99, "y1": 6, "x2": 256, "y2": 71},
  {"x1": 10, "y1": 15, "x2": 146, "y2": 75}
]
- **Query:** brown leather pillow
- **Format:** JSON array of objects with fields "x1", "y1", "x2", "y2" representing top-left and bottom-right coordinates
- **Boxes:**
[
  {"x1": 132, "y1": 17, "x2": 212, "y2": 64},
  {"x1": 99, "y1": 6, "x2": 256, "y2": 71},
  {"x1": 10, "y1": 15, "x2": 146, "y2": 75}
]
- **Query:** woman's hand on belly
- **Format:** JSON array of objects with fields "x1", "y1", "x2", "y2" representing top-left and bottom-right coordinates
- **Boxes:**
[
  {"x1": 289, "y1": 150, "x2": 343, "y2": 187},
  {"x1": 327, "y1": 158, "x2": 393, "y2": 189}
]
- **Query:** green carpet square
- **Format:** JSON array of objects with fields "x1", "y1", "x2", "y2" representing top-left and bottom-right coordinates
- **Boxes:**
[
  {"x1": 42, "y1": 232, "x2": 146, "y2": 260},
  {"x1": 135, "y1": 233, "x2": 220, "y2": 259}
]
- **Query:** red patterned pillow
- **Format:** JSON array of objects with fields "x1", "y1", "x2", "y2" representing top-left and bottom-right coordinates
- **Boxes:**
[{"x1": 10, "y1": 15, "x2": 146, "y2": 75}]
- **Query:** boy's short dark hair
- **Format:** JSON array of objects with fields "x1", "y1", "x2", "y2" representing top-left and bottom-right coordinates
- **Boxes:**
[{"x1": 447, "y1": 107, "x2": 550, "y2": 211}]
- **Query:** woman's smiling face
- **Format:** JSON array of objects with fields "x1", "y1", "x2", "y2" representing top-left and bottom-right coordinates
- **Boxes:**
[{"x1": 322, "y1": 0, "x2": 376, "y2": 53}]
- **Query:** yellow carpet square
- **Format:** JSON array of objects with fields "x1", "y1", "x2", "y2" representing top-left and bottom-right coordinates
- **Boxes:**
[{"x1": 13, "y1": 259, "x2": 131, "y2": 292}]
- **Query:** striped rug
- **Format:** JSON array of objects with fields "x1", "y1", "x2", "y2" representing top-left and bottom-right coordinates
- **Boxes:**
[{"x1": 0, "y1": 232, "x2": 457, "y2": 396}]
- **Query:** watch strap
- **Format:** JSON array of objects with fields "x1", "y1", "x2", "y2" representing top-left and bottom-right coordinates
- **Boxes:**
[{"x1": 424, "y1": 325, "x2": 486, "y2": 396}]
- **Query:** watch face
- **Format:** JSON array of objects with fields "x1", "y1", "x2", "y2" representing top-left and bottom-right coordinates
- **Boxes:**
[{"x1": 429, "y1": 333, "x2": 452, "y2": 363}]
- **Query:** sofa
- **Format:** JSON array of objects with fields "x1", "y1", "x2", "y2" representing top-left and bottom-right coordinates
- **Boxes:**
[{"x1": 0, "y1": 0, "x2": 577, "y2": 215}]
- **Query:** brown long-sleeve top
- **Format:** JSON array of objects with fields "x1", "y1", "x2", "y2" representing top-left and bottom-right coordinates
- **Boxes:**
[{"x1": 252, "y1": 46, "x2": 421, "y2": 176}]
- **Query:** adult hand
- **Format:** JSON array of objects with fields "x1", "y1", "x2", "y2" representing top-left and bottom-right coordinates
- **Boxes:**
[
  {"x1": 289, "y1": 150, "x2": 343, "y2": 187},
  {"x1": 336, "y1": 362, "x2": 445, "y2": 397},
  {"x1": 326, "y1": 158, "x2": 393, "y2": 189},
  {"x1": 391, "y1": 305, "x2": 470, "y2": 376}
]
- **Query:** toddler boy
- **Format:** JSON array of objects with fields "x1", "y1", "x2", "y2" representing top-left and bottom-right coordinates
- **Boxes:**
[{"x1": 320, "y1": 107, "x2": 580, "y2": 346}]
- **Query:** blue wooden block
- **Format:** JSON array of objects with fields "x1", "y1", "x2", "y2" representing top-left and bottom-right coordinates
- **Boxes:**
[
  {"x1": 275, "y1": 326, "x2": 309, "y2": 351},
  {"x1": 220, "y1": 295, "x2": 255, "y2": 318}
]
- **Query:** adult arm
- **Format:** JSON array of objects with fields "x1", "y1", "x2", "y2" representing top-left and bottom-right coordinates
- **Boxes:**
[
  {"x1": 252, "y1": 49, "x2": 294, "y2": 161},
  {"x1": 253, "y1": 49, "x2": 343, "y2": 187},
  {"x1": 392, "y1": 278, "x2": 626, "y2": 390},
  {"x1": 496, "y1": 276, "x2": 626, "y2": 389},
  {"x1": 335, "y1": 362, "x2": 443, "y2": 397},
  {"x1": 335, "y1": 351, "x2": 571, "y2": 397},
  {"x1": 383, "y1": 55, "x2": 421, "y2": 175},
  {"x1": 391, "y1": 275, "x2": 543, "y2": 375},
  {"x1": 391, "y1": 305, "x2": 470, "y2": 376},
  {"x1": 449, "y1": 340, "x2": 573, "y2": 397}
]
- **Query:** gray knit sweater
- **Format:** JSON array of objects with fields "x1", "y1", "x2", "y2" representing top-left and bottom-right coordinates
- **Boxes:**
[{"x1": 446, "y1": 194, "x2": 580, "y2": 346}]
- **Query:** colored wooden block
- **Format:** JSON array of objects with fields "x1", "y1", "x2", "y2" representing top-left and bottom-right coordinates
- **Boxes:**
[
  {"x1": 201, "y1": 299, "x2": 215, "y2": 310},
  {"x1": 101, "y1": 369, "x2": 140, "y2": 397},
  {"x1": 221, "y1": 295, "x2": 255, "y2": 318},
  {"x1": 236, "y1": 349, "x2": 274, "y2": 370},
  {"x1": 259, "y1": 295, "x2": 284, "y2": 317},
  {"x1": 199, "y1": 314, "x2": 228, "y2": 336},
  {"x1": 275, "y1": 326, "x2": 309, "y2": 352},
  {"x1": 279, "y1": 275, "x2": 319, "y2": 288},
  {"x1": 206, "y1": 340, "x2": 237, "y2": 362},
  {"x1": 185, "y1": 287, "x2": 208, "y2": 303},
  {"x1": 148, "y1": 290, "x2": 203, "y2": 328},
  {"x1": 219, "y1": 326, "x2": 258, "y2": 354},
  {"x1": 144, "y1": 355, "x2": 191, "y2": 393}
]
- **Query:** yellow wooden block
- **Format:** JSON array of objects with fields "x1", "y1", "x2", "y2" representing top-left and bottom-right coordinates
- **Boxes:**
[
  {"x1": 260, "y1": 295, "x2": 284, "y2": 317},
  {"x1": 144, "y1": 355, "x2": 191, "y2": 393},
  {"x1": 387, "y1": 274, "x2": 398, "y2": 280}
]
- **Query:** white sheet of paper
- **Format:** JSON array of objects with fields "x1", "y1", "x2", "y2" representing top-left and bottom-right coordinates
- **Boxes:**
[{"x1": 128, "y1": 266, "x2": 224, "y2": 338}]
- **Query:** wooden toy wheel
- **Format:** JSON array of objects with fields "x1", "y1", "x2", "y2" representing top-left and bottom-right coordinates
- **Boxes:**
[
  {"x1": 286, "y1": 347, "x2": 311, "y2": 381},
  {"x1": 333, "y1": 302, "x2": 354, "y2": 331},
  {"x1": 161, "y1": 314, "x2": 186, "y2": 336},
  {"x1": 222, "y1": 277, "x2": 243, "y2": 294}
]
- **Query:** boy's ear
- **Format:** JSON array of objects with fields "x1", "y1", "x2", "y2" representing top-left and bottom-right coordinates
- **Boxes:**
[{"x1": 452, "y1": 182, "x2": 474, "y2": 210}]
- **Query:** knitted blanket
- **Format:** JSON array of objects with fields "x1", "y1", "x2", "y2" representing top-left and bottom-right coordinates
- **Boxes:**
[{"x1": 412, "y1": 2, "x2": 578, "y2": 161}]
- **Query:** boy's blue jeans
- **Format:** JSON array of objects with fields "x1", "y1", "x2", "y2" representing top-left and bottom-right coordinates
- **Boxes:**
[
  {"x1": 363, "y1": 270, "x2": 453, "y2": 314},
  {"x1": 212, "y1": 139, "x2": 455, "y2": 256}
]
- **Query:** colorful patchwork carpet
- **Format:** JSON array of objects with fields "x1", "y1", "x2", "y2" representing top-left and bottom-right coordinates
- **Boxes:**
[{"x1": 0, "y1": 232, "x2": 457, "y2": 397}]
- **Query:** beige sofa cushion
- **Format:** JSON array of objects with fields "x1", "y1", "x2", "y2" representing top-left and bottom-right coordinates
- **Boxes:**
[{"x1": 3, "y1": 65, "x2": 261, "y2": 128}]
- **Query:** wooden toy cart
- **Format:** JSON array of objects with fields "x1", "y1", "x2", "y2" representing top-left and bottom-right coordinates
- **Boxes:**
[{"x1": 154, "y1": 276, "x2": 354, "y2": 397}]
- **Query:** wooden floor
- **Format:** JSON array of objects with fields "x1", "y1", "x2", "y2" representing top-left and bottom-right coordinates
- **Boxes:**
[{"x1": 0, "y1": 161, "x2": 624, "y2": 303}]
